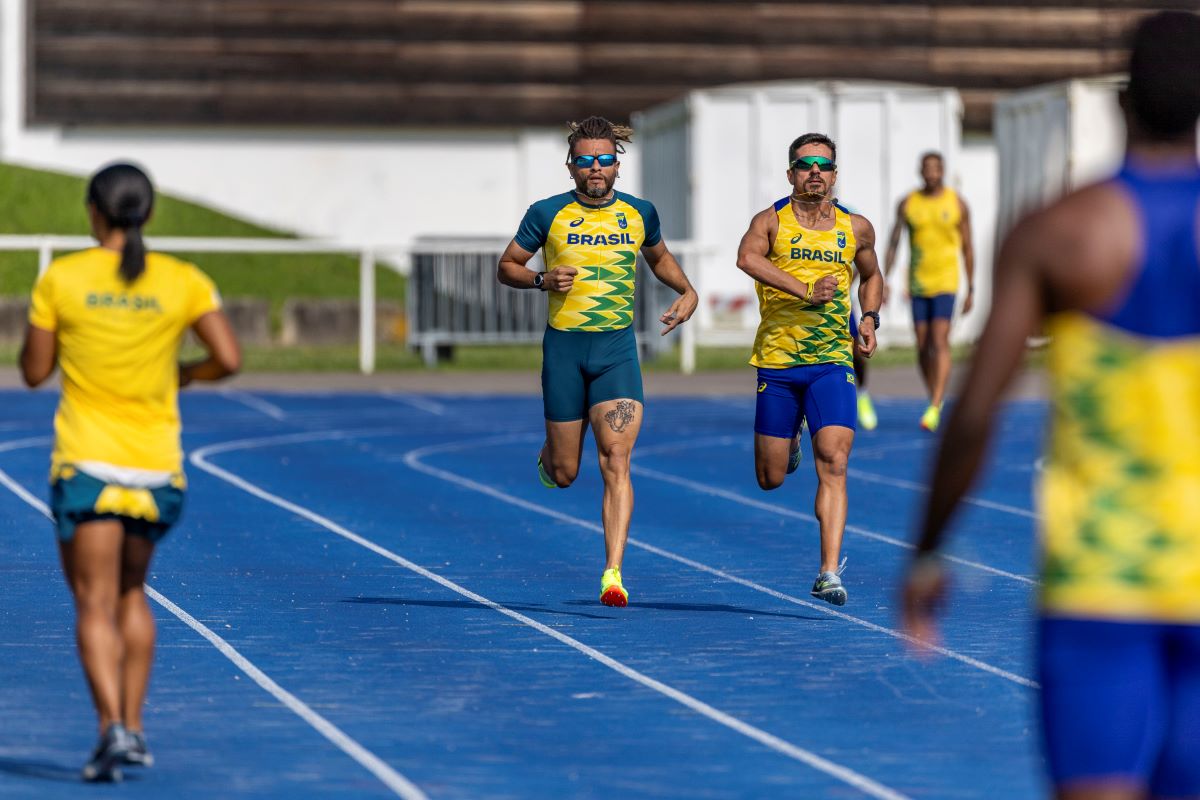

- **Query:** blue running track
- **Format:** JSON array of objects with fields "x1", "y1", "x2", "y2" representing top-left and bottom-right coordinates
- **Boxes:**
[{"x1": 0, "y1": 388, "x2": 1049, "y2": 799}]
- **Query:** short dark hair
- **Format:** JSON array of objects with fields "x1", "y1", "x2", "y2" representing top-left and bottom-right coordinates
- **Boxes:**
[
  {"x1": 920, "y1": 151, "x2": 944, "y2": 166},
  {"x1": 1126, "y1": 11, "x2": 1200, "y2": 139},
  {"x1": 788, "y1": 133, "x2": 836, "y2": 165}
]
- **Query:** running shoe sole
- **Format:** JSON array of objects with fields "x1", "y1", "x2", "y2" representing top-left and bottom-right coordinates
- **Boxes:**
[
  {"x1": 812, "y1": 586, "x2": 847, "y2": 606},
  {"x1": 600, "y1": 586, "x2": 628, "y2": 607}
]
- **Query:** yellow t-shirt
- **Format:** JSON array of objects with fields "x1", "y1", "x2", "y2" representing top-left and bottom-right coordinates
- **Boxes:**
[
  {"x1": 750, "y1": 199, "x2": 856, "y2": 368},
  {"x1": 904, "y1": 188, "x2": 962, "y2": 297},
  {"x1": 29, "y1": 248, "x2": 222, "y2": 473}
]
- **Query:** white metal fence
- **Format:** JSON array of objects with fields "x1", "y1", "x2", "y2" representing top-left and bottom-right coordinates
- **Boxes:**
[{"x1": 0, "y1": 235, "x2": 396, "y2": 374}]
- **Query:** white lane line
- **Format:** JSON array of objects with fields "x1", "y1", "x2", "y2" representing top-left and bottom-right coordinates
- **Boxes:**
[
  {"x1": 0, "y1": 439, "x2": 426, "y2": 800},
  {"x1": 846, "y1": 468, "x2": 1041, "y2": 521},
  {"x1": 632, "y1": 464, "x2": 1036, "y2": 586},
  {"x1": 143, "y1": 588, "x2": 427, "y2": 800},
  {"x1": 220, "y1": 389, "x2": 288, "y2": 420},
  {"x1": 396, "y1": 434, "x2": 1038, "y2": 689},
  {"x1": 380, "y1": 393, "x2": 447, "y2": 416},
  {"x1": 190, "y1": 433, "x2": 914, "y2": 799},
  {"x1": 641, "y1": 435, "x2": 1040, "y2": 523},
  {"x1": 190, "y1": 428, "x2": 1038, "y2": 688}
]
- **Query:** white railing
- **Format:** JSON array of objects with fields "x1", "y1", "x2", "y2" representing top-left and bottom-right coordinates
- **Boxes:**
[
  {"x1": 0, "y1": 235, "x2": 718, "y2": 375},
  {"x1": 0, "y1": 235, "x2": 407, "y2": 375}
]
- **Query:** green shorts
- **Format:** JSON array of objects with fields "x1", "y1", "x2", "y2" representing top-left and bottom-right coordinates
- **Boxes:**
[
  {"x1": 49, "y1": 466, "x2": 185, "y2": 543},
  {"x1": 541, "y1": 325, "x2": 644, "y2": 421}
]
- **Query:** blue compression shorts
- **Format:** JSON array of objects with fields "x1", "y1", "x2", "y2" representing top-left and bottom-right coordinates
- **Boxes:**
[
  {"x1": 911, "y1": 293, "x2": 955, "y2": 324},
  {"x1": 542, "y1": 325, "x2": 643, "y2": 422},
  {"x1": 1038, "y1": 616, "x2": 1200, "y2": 796},
  {"x1": 754, "y1": 364, "x2": 857, "y2": 439}
]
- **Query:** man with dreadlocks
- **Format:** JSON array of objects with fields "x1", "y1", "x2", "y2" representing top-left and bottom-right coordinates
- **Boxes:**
[{"x1": 498, "y1": 115, "x2": 698, "y2": 607}]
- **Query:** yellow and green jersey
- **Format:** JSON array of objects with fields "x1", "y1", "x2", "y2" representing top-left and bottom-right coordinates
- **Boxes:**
[
  {"x1": 904, "y1": 187, "x2": 962, "y2": 297},
  {"x1": 1039, "y1": 163, "x2": 1200, "y2": 623},
  {"x1": 29, "y1": 247, "x2": 222, "y2": 474},
  {"x1": 750, "y1": 199, "x2": 856, "y2": 369},
  {"x1": 513, "y1": 190, "x2": 661, "y2": 332}
]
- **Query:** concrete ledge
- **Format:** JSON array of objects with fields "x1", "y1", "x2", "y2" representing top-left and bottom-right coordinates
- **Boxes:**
[
  {"x1": 222, "y1": 298, "x2": 272, "y2": 346},
  {"x1": 0, "y1": 299, "x2": 30, "y2": 344},
  {"x1": 280, "y1": 299, "x2": 402, "y2": 346}
]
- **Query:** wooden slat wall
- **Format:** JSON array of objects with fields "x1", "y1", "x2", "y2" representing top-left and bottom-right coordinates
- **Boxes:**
[{"x1": 27, "y1": 0, "x2": 1193, "y2": 131}]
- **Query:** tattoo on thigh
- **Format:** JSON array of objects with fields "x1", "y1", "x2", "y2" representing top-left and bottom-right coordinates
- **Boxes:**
[{"x1": 604, "y1": 400, "x2": 636, "y2": 433}]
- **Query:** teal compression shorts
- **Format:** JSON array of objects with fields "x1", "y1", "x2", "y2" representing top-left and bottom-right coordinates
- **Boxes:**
[
  {"x1": 50, "y1": 467, "x2": 185, "y2": 543},
  {"x1": 541, "y1": 325, "x2": 643, "y2": 421}
]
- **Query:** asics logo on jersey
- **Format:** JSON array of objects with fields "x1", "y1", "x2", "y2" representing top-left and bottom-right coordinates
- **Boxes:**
[
  {"x1": 791, "y1": 234, "x2": 803, "y2": 244},
  {"x1": 569, "y1": 217, "x2": 584, "y2": 227}
]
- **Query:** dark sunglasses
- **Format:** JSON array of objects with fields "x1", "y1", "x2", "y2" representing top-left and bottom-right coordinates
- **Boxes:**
[
  {"x1": 791, "y1": 156, "x2": 836, "y2": 172},
  {"x1": 571, "y1": 154, "x2": 618, "y2": 169}
]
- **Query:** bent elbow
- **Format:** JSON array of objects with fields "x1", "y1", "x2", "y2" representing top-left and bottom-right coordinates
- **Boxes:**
[
  {"x1": 496, "y1": 261, "x2": 517, "y2": 287},
  {"x1": 735, "y1": 254, "x2": 754, "y2": 275}
]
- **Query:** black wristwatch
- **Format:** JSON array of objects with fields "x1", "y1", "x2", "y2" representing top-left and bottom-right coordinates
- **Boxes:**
[
  {"x1": 861, "y1": 310, "x2": 881, "y2": 329},
  {"x1": 533, "y1": 271, "x2": 546, "y2": 290}
]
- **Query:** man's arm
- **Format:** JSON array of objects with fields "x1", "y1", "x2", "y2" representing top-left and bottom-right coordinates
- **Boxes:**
[
  {"x1": 642, "y1": 240, "x2": 698, "y2": 335},
  {"x1": 735, "y1": 208, "x2": 836, "y2": 303},
  {"x1": 882, "y1": 197, "x2": 908, "y2": 298},
  {"x1": 497, "y1": 241, "x2": 577, "y2": 293},
  {"x1": 959, "y1": 196, "x2": 976, "y2": 314},
  {"x1": 851, "y1": 215, "x2": 884, "y2": 357},
  {"x1": 901, "y1": 213, "x2": 1047, "y2": 644}
]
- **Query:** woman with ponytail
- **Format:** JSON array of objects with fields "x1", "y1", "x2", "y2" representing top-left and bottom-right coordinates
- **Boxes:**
[{"x1": 19, "y1": 162, "x2": 241, "y2": 782}]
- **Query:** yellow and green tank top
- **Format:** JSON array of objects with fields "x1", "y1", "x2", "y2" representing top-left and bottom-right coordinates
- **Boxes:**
[
  {"x1": 904, "y1": 187, "x2": 961, "y2": 297},
  {"x1": 750, "y1": 198, "x2": 856, "y2": 369},
  {"x1": 513, "y1": 190, "x2": 661, "y2": 332},
  {"x1": 1039, "y1": 163, "x2": 1200, "y2": 623}
]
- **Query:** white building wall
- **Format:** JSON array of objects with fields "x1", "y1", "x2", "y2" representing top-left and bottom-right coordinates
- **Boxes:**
[{"x1": 0, "y1": 0, "x2": 644, "y2": 257}]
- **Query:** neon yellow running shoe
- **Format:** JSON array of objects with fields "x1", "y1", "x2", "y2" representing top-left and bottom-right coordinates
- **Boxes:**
[
  {"x1": 920, "y1": 404, "x2": 941, "y2": 432},
  {"x1": 857, "y1": 391, "x2": 878, "y2": 431},
  {"x1": 537, "y1": 457, "x2": 559, "y2": 489},
  {"x1": 600, "y1": 568, "x2": 628, "y2": 607}
]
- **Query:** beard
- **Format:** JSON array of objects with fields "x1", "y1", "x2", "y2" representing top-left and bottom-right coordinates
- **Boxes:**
[
  {"x1": 795, "y1": 178, "x2": 828, "y2": 199},
  {"x1": 576, "y1": 173, "x2": 615, "y2": 198}
]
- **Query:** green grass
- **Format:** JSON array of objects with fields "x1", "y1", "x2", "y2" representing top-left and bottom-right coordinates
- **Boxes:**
[{"x1": 0, "y1": 162, "x2": 404, "y2": 319}]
